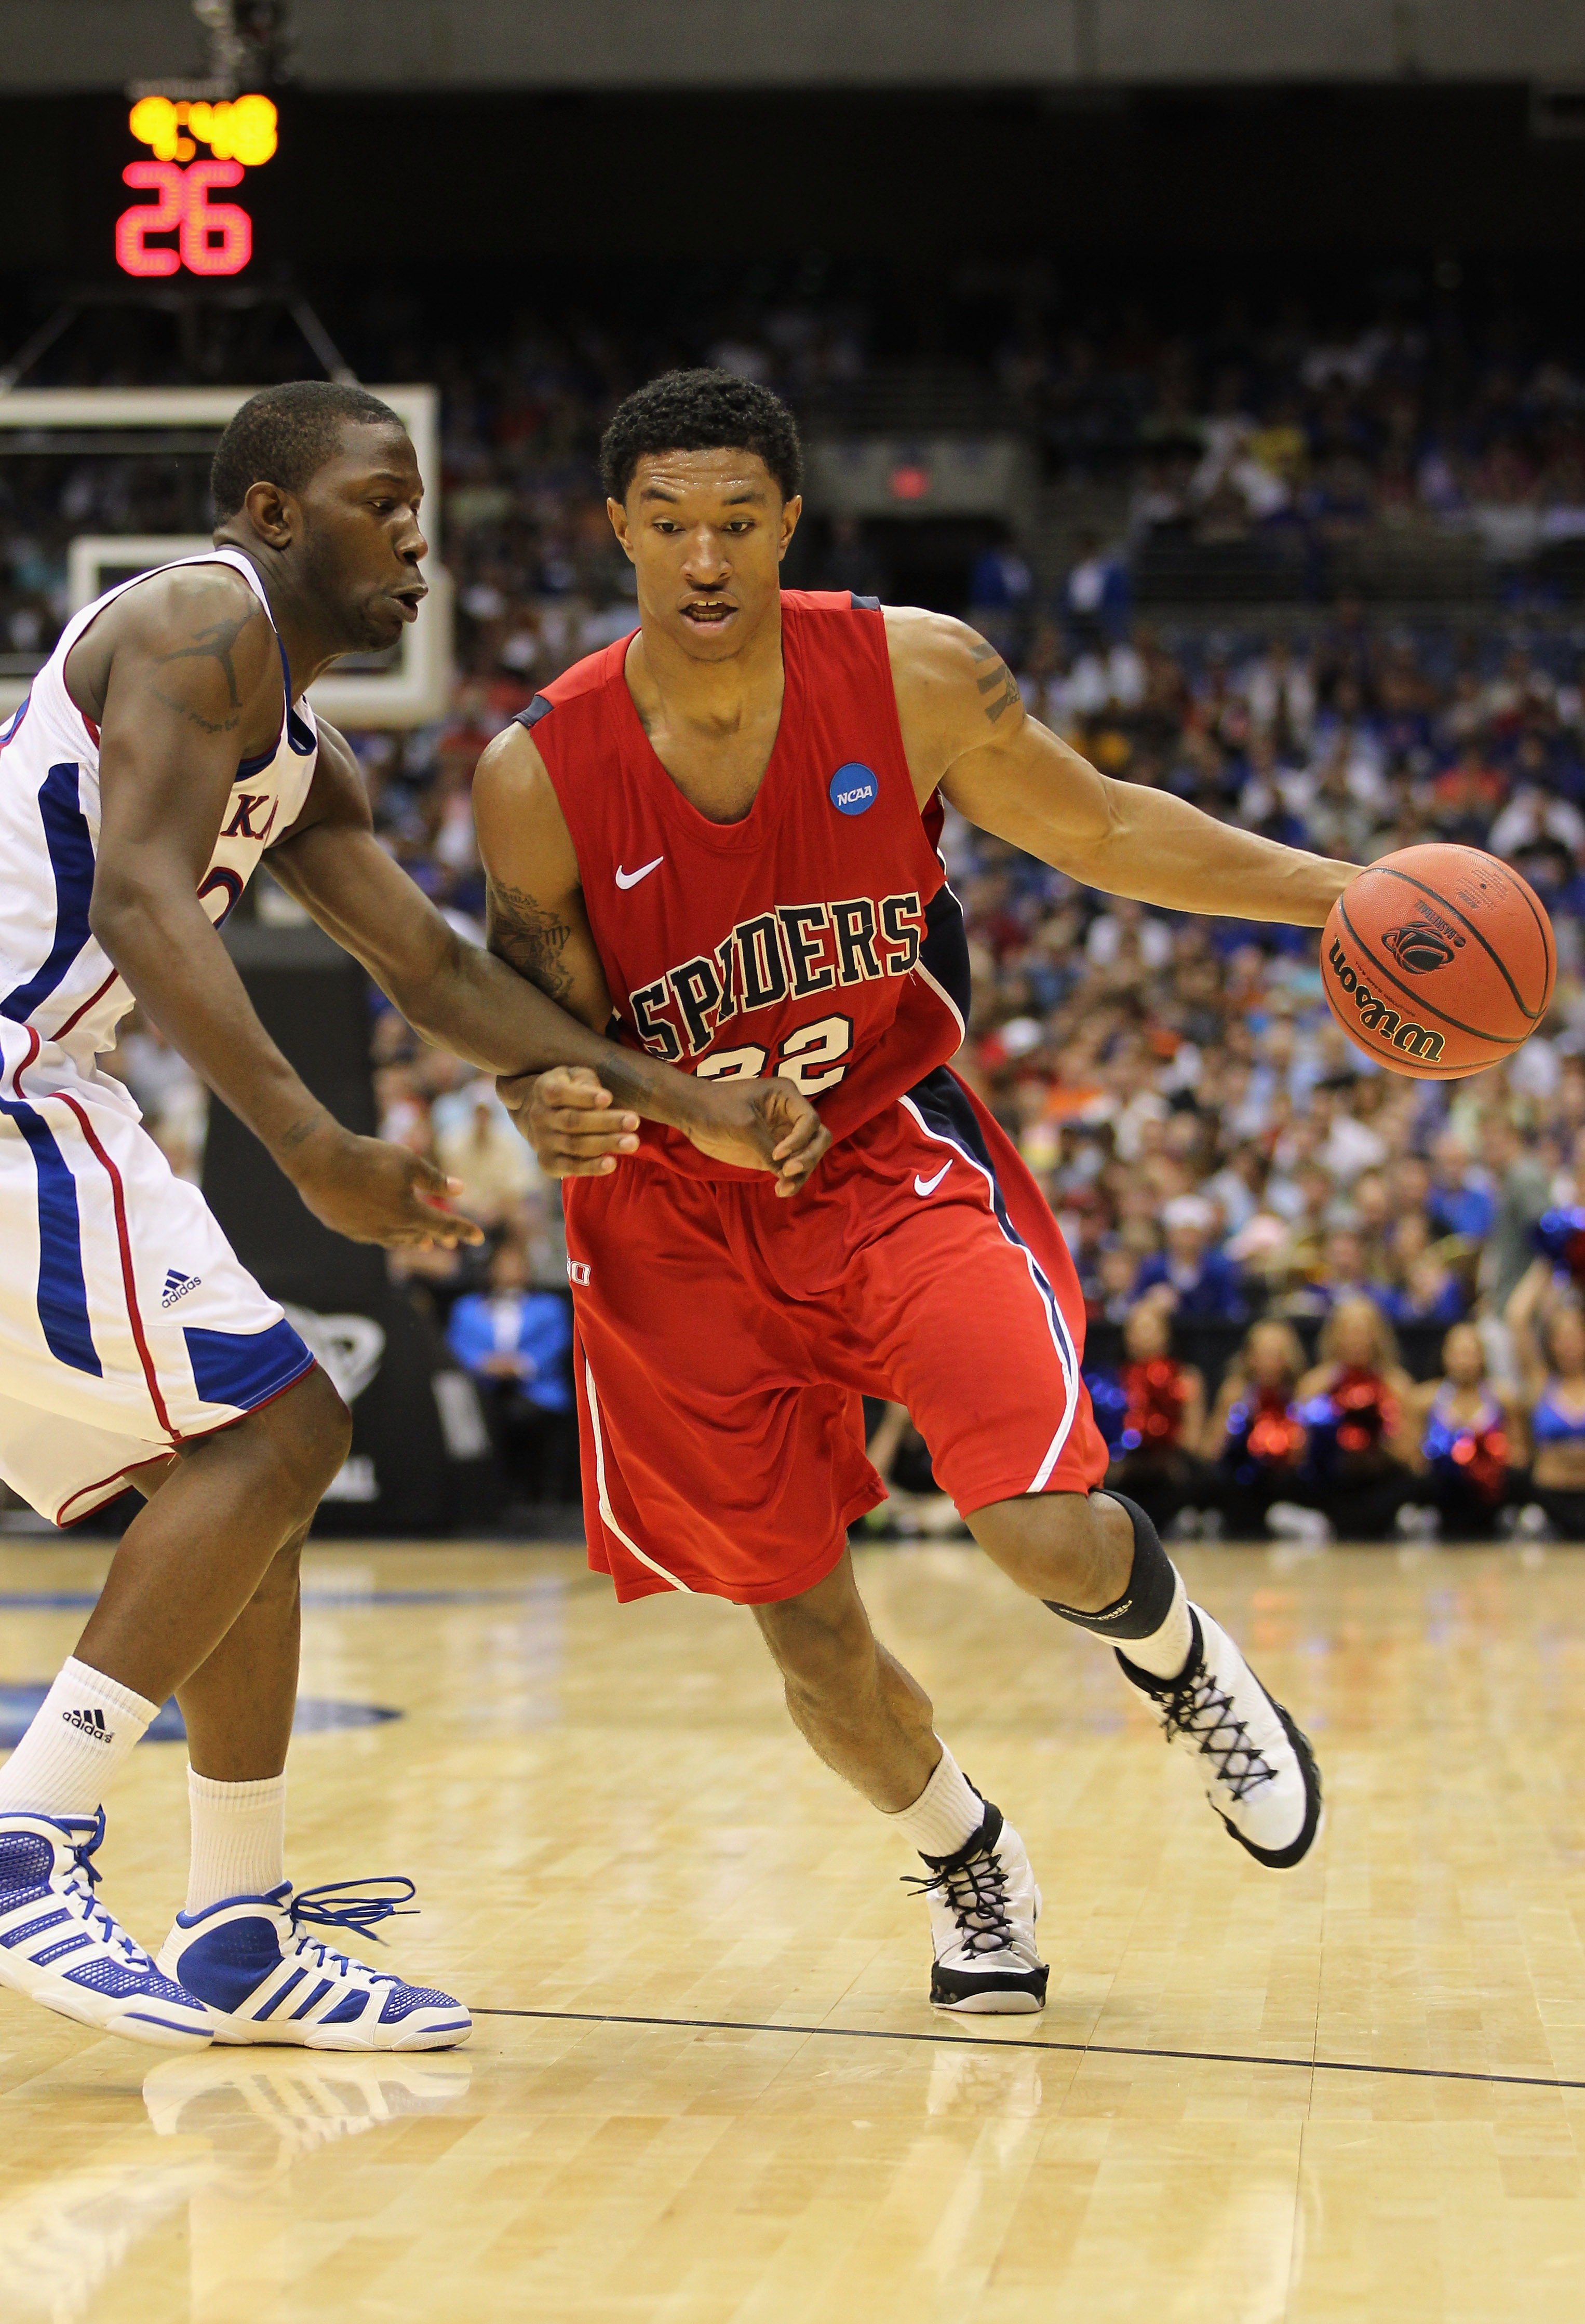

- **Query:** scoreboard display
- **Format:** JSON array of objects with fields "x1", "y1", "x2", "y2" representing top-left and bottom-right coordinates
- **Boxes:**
[{"x1": 115, "y1": 94, "x2": 279, "y2": 279}]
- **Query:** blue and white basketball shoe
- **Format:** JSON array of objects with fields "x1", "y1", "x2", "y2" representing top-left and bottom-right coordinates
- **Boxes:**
[
  {"x1": 156, "y1": 1876, "x2": 472, "y2": 2050},
  {"x1": 0, "y1": 1809, "x2": 213, "y2": 2048}
]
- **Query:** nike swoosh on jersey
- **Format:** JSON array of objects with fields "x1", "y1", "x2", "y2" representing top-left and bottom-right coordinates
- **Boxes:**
[
  {"x1": 914, "y1": 1163, "x2": 952, "y2": 1197},
  {"x1": 614, "y1": 855, "x2": 665, "y2": 890}
]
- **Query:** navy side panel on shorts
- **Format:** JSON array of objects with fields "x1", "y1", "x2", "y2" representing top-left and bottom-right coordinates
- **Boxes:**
[
  {"x1": 902, "y1": 1066, "x2": 1081, "y2": 1406},
  {"x1": 183, "y1": 1318, "x2": 314, "y2": 1411},
  {"x1": 0, "y1": 1095, "x2": 99, "y2": 1374},
  {"x1": 919, "y1": 884, "x2": 972, "y2": 1024},
  {"x1": 1, "y1": 762, "x2": 95, "y2": 1025}
]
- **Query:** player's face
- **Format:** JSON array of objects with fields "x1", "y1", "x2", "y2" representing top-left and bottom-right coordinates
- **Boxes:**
[
  {"x1": 609, "y1": 450, "x2": 801, "y2": 661},
  {"x1": 297, "y1": 421, "x2": 429, "y2": 651}
]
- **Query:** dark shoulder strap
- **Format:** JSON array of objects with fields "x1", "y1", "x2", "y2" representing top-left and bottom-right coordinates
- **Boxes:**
[{"x1": 513, "y1": 694, "x2": 554, "y2": 731}]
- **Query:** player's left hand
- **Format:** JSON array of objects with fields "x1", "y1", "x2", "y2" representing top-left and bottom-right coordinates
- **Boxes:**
[
  {"x1": 497, "y1": 1065, "x2": 641, "y2": 1177},
  {"x1": 499, "y1": 1065, "x2": 832, "y2": 1195},
  {"x1": 682, "y1": 1075, "x2": 833, "y2": 1196},
  {"x1": 283, "y1": 1123, "x2": 486, "y2": 1251}
]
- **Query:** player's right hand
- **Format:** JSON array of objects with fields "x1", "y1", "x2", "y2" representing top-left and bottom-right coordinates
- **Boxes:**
[
  {"x1": 682, "y1": 1075, "x2": 833, "y2": 1195},
  {"x1": 496, "y1": 1065, "x2": 641, "y2": 1178},
  {"x1": 284, "y1": 1125, "x2": 485, "y2": 1250},
  {"x1": 497, "y1": 1065, "x2": 832, "y2": 1195}
]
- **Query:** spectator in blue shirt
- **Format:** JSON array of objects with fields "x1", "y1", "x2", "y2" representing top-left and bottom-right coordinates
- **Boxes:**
[
  {"x1": 1132, "y1": 1195, "x2": 1248, "y2": 1323},
  {"x1": 1424, "y1": 1132, "x2": 1496, "y2": 1244},
  {"x1": 969, "y1": 528, "x2": 1034, "y2": 613},
  {"x1": 1062, "y1": 528, "x2": 1130, "y2": 644},
  {"x1": 1376, "y1": 1252, "x2": 1467, "y2": 1330},
  {"x1": 447, "y1": 1241, "x2": 576, "y2": 1504}
]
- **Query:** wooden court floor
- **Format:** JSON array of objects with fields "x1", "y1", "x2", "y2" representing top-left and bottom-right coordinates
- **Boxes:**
[{"x1": 3, "y1": 1536, "x2": 1585, "y2": 2323}]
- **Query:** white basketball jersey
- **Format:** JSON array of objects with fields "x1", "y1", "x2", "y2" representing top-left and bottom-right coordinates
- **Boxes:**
[{"x1": 0, "y1": 548, "x2": 318, "y2": 1076}]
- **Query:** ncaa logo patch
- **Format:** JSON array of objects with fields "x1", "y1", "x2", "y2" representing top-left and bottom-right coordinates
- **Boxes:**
[{"x1": 829, "y1": 762, "x2": 878, "y2": 817}]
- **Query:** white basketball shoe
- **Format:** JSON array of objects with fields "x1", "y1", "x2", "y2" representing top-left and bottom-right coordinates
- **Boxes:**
[
  {"x1": 909, "y1": 1799, "x2": 1048, "y2": 2014},
  {"x1": 0, "y1": 1809, "x2": 213, "y2": 2049},
  {"x1": 156, "y1": 1877, "x2": 472, "y2": 2050},
  {"x1": 1117, "y1": 1605, "x2": 1323, "y2": 1868}
]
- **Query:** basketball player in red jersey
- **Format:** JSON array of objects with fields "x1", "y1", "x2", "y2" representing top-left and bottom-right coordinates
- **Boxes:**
[{"x1": 475, "y1": 373, "x2": 1352, "y2": 2012}]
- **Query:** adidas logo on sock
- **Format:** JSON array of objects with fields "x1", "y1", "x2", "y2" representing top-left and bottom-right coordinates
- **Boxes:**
[
  {"x1": 161, "y1": 1269, "x2": 200, "y2": 1308},
  {"x1": 61, "y1": 1707, "x2": 110, "y2": 1742}
]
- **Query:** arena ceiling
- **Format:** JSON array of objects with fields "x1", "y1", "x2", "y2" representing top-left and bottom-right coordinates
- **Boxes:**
[{"x1": 10, "y1": 1, "x2": 1585, "y2": 93}]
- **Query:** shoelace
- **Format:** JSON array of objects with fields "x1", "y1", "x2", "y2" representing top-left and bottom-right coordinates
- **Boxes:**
[
  {"x1": 286, "y1": 1877, "x2": 418, "y2": 1982},
  {"x1": 1161, "y1": 1666, "x2": 1276, "y2": 1802},
  {"x1": 56, "y1": 1809, "x2": 154, "y2": 1968},
  {"x1": 902, "y1": 1849, "x2": 1015, "y2": 1957}
]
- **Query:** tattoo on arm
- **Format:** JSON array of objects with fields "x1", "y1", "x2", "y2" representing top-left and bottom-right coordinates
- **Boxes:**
[
  {"x1": 488, "y1": 879, "x2": 575, "y2": 1004},
  {"x1": 279, "y1": 1109, "x2": 326, "y2": 1152},
  {"x1": 150, "y1": 685, "x2": 242, "y2": 736},
  {"x1": 152, "y1": 607, "x2": 264, "y2": 733},
  {"x1": 969, "y1": 638, "x2": 1021, "y2": 725}
]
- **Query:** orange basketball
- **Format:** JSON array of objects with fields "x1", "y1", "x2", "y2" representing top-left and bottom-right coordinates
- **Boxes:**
[{"x1": 1320, "y1": 844, "x2": 1555, "y2": 1079}]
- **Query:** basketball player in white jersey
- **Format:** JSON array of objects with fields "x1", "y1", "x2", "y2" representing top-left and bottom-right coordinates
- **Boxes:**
[{"x1": 0, "y1": 382, "x2": 830, "y2": 2049}]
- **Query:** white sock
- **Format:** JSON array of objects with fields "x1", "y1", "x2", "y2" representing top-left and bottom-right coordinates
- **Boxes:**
[
  {"x1": 183, "y1": 1769, "x2": 288, "y2": 1914},
  {"x1": 1121, "y1": 1565, "x2": 1194, "y2": 1681},
  {"x1": 0, "y1": 1655, "x2": 157, "y2": 1816},
  {"x1": 883, "y1": 1744, "x2": 984, "y2": 1859}
]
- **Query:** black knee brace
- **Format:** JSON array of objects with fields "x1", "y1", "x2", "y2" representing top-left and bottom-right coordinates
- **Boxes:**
[{"x1": 1044, "y1": 1490, "x2": 1178, "y2": 1641}]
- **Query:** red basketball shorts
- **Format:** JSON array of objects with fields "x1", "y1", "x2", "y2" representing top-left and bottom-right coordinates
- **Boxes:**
[{"x1": 563, "y1": 1066, "x2": 1108, "y2": 1605}]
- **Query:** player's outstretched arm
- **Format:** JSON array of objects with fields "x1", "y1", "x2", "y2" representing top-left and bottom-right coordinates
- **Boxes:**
[
  {"x1": 886, "y1": 608, "x2": 1359, "y2": 925},
  {"x1": 266, "y1": 721, "x2": 830, "y2": 1191},
  {"x1": 78, "y1": 571, "x2": 474, "y2": 1251}
]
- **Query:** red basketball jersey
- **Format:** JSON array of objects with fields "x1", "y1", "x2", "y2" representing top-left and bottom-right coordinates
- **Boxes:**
[{"x1": 518, "y1": 590, "x2": 967, "y2": 1175}]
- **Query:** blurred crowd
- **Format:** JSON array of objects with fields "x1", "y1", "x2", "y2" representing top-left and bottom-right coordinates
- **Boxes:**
[
  {"x1": 1003, "y1": 304, "x2": 1585, "y2": 598},
  {"x1": 8, "y1": 284, "x2": 1585, "y2": 669}
]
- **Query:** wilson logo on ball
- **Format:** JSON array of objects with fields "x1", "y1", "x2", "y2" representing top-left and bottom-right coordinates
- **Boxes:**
[
  {"x1": 1380, "y1": 921, "x2": 1461, "y2": 975},
  {"x1": 1327, "y1": 941, "x2": 1445, "y2": 1062}
]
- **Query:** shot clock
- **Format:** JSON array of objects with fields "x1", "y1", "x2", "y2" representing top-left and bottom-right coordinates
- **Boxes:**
[{"x1": 114, "y1": 94, "x2": 279, "y2": 280}]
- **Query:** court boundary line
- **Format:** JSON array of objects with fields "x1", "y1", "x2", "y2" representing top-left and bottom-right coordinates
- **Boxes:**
[{"x1": 474, "y1": 2006, "x2": 1585, "y2": 2093}]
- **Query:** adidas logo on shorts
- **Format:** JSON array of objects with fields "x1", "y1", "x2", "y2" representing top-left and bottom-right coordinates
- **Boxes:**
[
  {"x1": 162, "y1": 1269, "x2": 200, "y2": 1308},
  {"x1": 62, "y1": 1707, "x2": 110, "y2": 1742}
]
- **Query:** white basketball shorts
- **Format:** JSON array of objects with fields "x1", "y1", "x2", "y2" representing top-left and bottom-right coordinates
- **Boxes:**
[{"x1": 0, "y1": 1047, "x2": 314, "y2": 1525}]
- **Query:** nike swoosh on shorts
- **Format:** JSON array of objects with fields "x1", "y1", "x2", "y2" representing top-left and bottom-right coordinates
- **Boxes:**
[
  {"x1": 615, "y1": 856, "x2": 665, "y2": 890},
  {"x1": 914, "y1": 1163, "x2": 952, "y2": 1196}
]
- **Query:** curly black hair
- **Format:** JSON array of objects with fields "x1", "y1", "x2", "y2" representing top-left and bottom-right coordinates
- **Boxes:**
[
  {"x1": 599, "y1": 369, "x2": 803, "y2": 504},
  {"x1": 211, "y1": 381, "x2": 403, "y2": 521}
]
